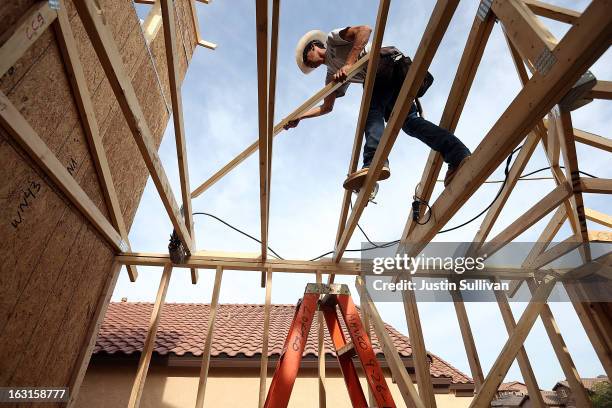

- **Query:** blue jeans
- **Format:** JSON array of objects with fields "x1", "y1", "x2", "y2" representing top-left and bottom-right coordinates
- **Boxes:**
[{"x1": 362, "y1": 77, "x2": 471, "y2": 169}]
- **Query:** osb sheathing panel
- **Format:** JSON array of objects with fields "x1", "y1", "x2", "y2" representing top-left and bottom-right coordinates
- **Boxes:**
[{"x1": 0, "y1": 0, "x2": 197, "y2": 391}]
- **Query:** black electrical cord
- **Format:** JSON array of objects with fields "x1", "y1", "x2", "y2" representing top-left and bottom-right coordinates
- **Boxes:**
[
  {"x1": 193, "y1": 154, "x2": 601, "y2": 261},
  {"x1": 192, "y1": 212, "x2": 285, "y2": 260}
]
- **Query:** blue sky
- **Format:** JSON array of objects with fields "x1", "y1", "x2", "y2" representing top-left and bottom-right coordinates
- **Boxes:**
[{"x1": 119, "y1": 0, "x2": 611, "y2": 389}]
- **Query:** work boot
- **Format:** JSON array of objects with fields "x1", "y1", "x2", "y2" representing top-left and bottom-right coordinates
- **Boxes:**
[
  {"x1": 444, "y1": 156, "x2": 469, "y2": 187},
  {"x1": 343, "y1": 165, "x2": 391, "y2": 192}
]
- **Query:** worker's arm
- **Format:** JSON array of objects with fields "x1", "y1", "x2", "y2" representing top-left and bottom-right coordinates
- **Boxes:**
[
  {"x1": 283, "y1": 93, "x2": 336, "y2": 129},
  {"x1": 334, "y1": 25, "x2": 372, "y2": 82}
]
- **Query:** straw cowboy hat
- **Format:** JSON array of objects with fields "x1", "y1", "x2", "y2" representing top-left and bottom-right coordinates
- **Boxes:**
[{"x1": 295, "y1": 30, "x2": 326, "y2": 74}]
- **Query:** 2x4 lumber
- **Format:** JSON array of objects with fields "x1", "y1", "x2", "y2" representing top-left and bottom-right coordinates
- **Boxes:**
[
  {"x1": 523, "y1": 201, "x2": 565, "y2": 253},
  {"x1": 356, "y1": 277, "x2": 425, "y2": 408},
  {"x1": 127, "y1": 264, "x2": 173, "y2": 408},
  {"x1": 190, "y1": 56, "x2": 370, "y2": 198},
  {"x1": 492, "y1": 283, "x2": 546, "y2": 407},
  {"x1": 195, "y1": 267, "x2": 223, "y2": 408},
  {"x1": 160, "y1": 0, "x2": 198, "y2": 284},
  {"x1": 142, "y1": 1, "x2": 162, "y2": 44},
  {"x1": 589, "y1": 230, "x2": 612, "y2": 243},
  {"x1": 334, "y1": 0, "x2": 391, "y2": 250},
  {"x1": 401, "y1": 275, "x2": 437, "y2": 408},
  {"x1": 525, "y1": 279, "x2": 593, "y2": 407},
  {"x1": 469, "y1": 278, "x2": 557, "y2": 408},
  {"x1": 197, "y1": 39, "x2": 217, "y2": 49},
  {"x1": 586, "y1": 80, "x2": 612, "y2": 100},
  {"x1": 585, "y1": 208, "x2": 612, "y2": 228},
  {"x1": 557, "y1": 108, "x2": 593, "y2": 262},
  {"x1": 523, "y1": 0, "x2": 581, "y2": 25},
  {"x1": 450, "y1": 288, "x2": 485, "y2": 391},
  {"x1": 255, "y1": 0, "x2": 269, "y2": 261},
  {"x1": 67, "y1": 261, "x2": 123, "y2": 407},
  {"x1": 469, "y1": 130, "x2": 541, "y2": 254},
  {"x1": 259, "y1": 270, "x2": 273, "y2": 408},
  {"x1": 0, "y1": 1, "x2": 57, "y2": 77},
  {"x1": 573, "y1": 128, "x2": 612, "y2": 152},
  {"x1": 54, "y1": 2, "x2": 138, "y2": 281},
  {"x1": 580, "y1": 177, "x2": 612, "y2": 194},
  {"x1": 334, "y1": 0, "x2": 461, "y2": 262},
  {"x1": 493, "y1": 0, "x2": 558, "y2": 74},
  {"x1": 316, "y1": 272, "x2": 326, "y2": 408},
  {"x1": 530, "y1": 235, "x2": 581, "y2": 269},
  {"x1": 479, "y1": 182, "x2": 572, "y2": 258},
  {"x1": 0, "y1": 92, "x2": 125, "y2": 252},
  {"x1": 403, "y1": 0, "x2": 612, "y2": 258},
  {"x1": 74, "y1": 0, "x2": 193, "y2": 253},
  {"x1": 401, "y1": 10, "x2": 495, "y2": 239}
]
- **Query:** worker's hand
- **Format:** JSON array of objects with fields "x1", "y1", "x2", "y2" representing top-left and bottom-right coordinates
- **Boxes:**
[
  {"x1": 283, "y1": 118, "x2": 300, "y2": 130},
  {"x1": 333, "y1": 64, "x2": 352, "y2": 82}
]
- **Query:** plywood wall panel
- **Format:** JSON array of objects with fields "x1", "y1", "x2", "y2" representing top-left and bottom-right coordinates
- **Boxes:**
[{"x1": 0, "y1": 0, "x2": 197, "y2": 394}]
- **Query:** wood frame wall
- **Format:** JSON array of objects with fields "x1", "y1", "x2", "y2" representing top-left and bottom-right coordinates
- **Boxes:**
[{"x1": 1, "y1": 1, "x2": 610, "y2": 407}]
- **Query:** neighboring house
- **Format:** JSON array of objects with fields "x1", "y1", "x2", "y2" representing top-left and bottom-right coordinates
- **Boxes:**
[
  {"x1": 493, "y1": 376, "x2": 610, "y2": 408},
  {"x1": 492, "y1": 391, "x2": 562, "y2": 408},
  {"x1": 76, "y1": 303, "x2": 475, "y2": 407},
  {"x1": 498, "y1": 381, "x2": 529, "y2": 397},
  {"x1": 553, "y1": 376, "x2": 609, "y2": 407}
]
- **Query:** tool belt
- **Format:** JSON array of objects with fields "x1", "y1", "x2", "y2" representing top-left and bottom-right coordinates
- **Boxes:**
[{"x1": 378, "y1": 46, "x2": 434, "y2": 98}]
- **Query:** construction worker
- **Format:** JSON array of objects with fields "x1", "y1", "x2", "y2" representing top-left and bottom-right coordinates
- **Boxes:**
[{"x1": 285, "y1": 26, "x2": 471, "y2": 190}]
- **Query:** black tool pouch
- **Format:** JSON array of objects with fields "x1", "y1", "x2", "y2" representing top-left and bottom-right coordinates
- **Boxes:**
[{"x1": 379, "y1": 46, "x2": 434, "y2": 98}]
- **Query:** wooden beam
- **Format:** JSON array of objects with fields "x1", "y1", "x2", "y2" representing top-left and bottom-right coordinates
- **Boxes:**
[
  {"x1": 0, "y1": 1, "x2": 57, "y2": 77},
  {"x1": 557, "y1": 108, "x2": 591, "y2": 254},
  {"x1": 258, "y1": 269, "x2": 272, "y2": 408},
  {"x1": 160, "y1": 0, "x2": 198, "y2": 283},
  {"x1": 469, "y1": 130, "x2": 541, "y2": 255},
  {"x1": 450, "y1": 288, "x2": 484, "y2": 392},
  {"x1": 0, "y1": 92, "x2": 125, "y2": 252},
  {"x1": 586, "y1": 80, "x2": 612, "y2": 100},
  {"x1": 54, "y1": 3, "x2": 138, "y2": 280},
  {"x1": 480, "y1": 183, "x2": 572, "y2": 258},
  {"x1": 523, "y1": 0, "x2": 581, "y2": 25},
  {"x1": 589, "y1": 230, "x2": 612, "y2": 243},
  {"x1": 142, "y1": 1, "x2": 162, "y2": 44},
  {"x1": 402, "y1": 10, "x2": 495, "y2": 239},
  {"x1": 573, "y1": 128, "x2": 612, "y2": 152},
  {"x1": 493, "y1": 0, "x2": 558, "y2": 74},
  {"x1": 356, "y1": 276, "x2": 425, "y2": 408},
  {"x1": 403, "y1": 0, "x2": 612, "y2": 258},
  {"x1": 335, "y1": 0, "x2": 460, "y2": 262},
  {"x1": 530, "y1": 235, "x2": 581, "y2": 269},
  {"x1": 334, "y1": 0, "x2": 391, "y2": 250},
  {"x1": 197, "y1": 39, "x2": 217, "y2": 49},
  {"x1": 585, "y1": 208, "x2": 612, "y2": 228},
  {"x1": 194, "y1": 267, "x2": 223, "y2": 408},
  {"x1": 190, "y1": 56, "x2": 370, "y2": 198},
  {"x1": 525, "y1": 279, "x2": 593, "y2": 408},
  {"x1": 127, "y1": 264, "x2": 172, "y2": 408},
  {"x1": 492, "y1": 281, "x2": 546, "y2": 407},
  {"x1": 580, "y1": 177, "x2": 612, "y2": 194},
  {"x1": 255, "y1": 0, "x2": 269, "y2": 261},
  {"x1": 74, "y1": 0, "x2": 193, "y2": 253},
  {"x1": 469, "y1": 278, "x2": 556, "y2": 408}
]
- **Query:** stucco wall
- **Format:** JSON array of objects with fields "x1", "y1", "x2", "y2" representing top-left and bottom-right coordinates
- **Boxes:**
[{"x1": 77, "y1": 362, "x2": 473, "y2": 407}]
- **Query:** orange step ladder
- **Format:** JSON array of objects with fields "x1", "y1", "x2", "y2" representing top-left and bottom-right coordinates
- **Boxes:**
[{"x1": 263, "y1": 283, "x2": 396, "y2": 408}]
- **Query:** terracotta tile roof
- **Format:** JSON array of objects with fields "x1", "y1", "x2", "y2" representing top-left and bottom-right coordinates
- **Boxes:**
[
  {"x1": 554, "y1": 376, "x2": 609, "y2": 391},
  {"x1": 540, "y1": 391, "x2": 563, "y2": 406},
  {"x1": 94, "y1": 303, "x2": 472, "y2": 385},
  {"x1": 498, "y1": 381, "x2": 527, "y2": 392}
]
